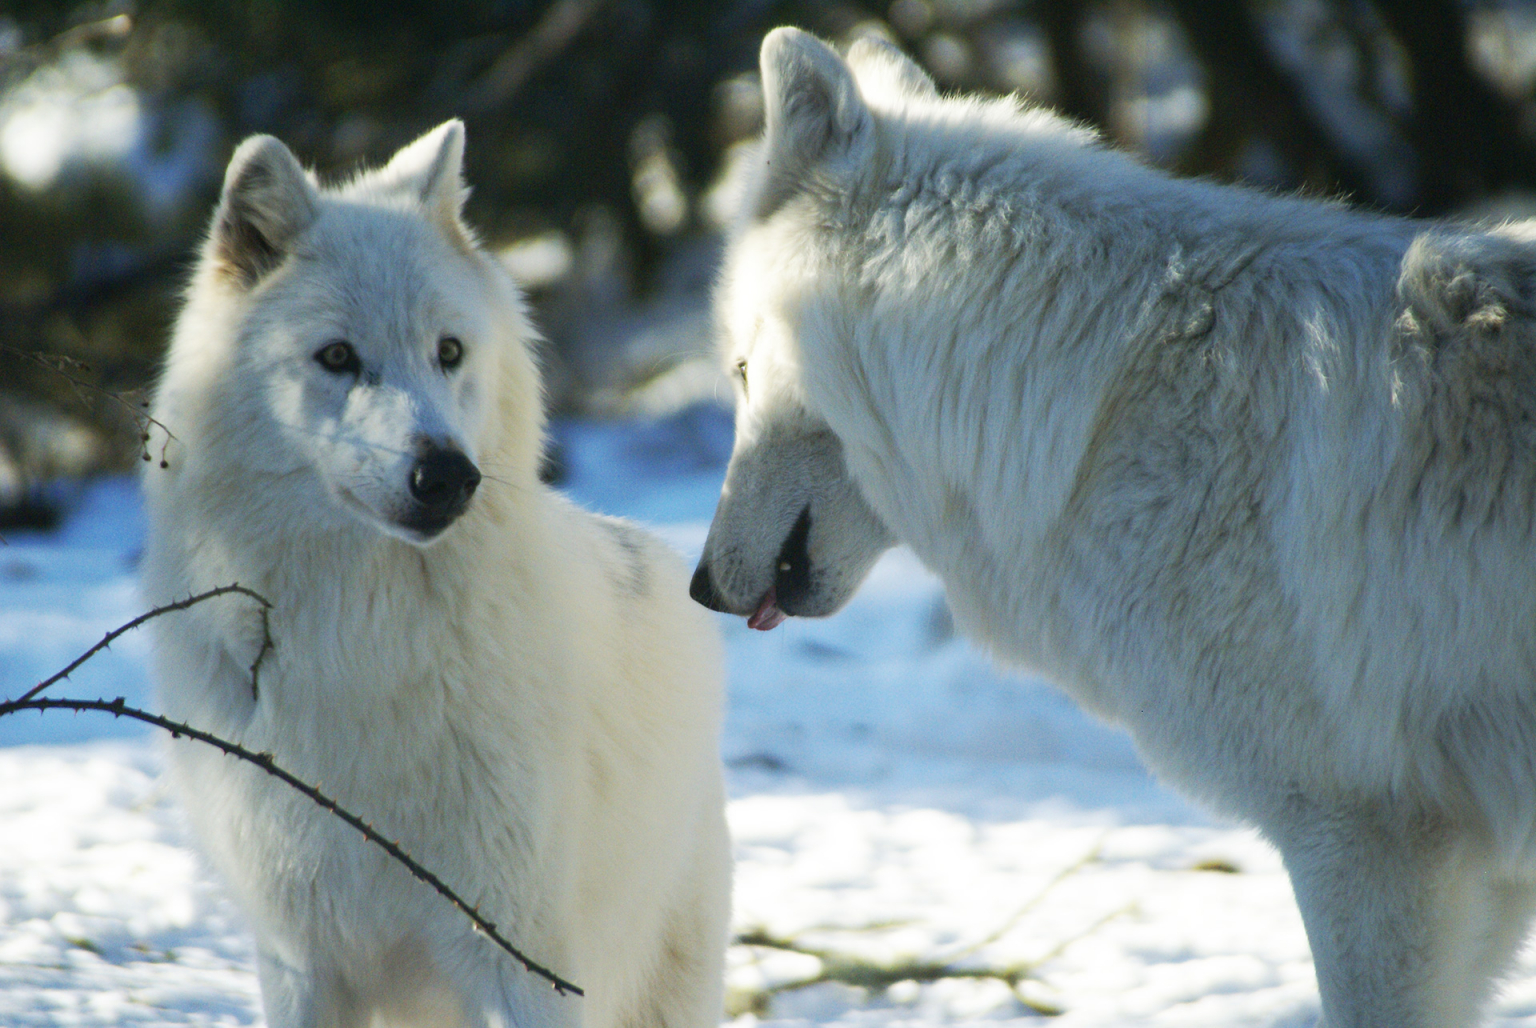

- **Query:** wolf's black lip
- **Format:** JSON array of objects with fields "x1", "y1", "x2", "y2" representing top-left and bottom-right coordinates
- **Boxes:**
[{"x1": 772, "y1": 505, "x2": 813, "y2": 614}]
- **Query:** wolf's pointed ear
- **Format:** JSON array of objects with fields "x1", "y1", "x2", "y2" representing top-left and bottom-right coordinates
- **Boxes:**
[
  {"x1": 756, "y1": 27, "x2": 870, "y2": 217},
  {"x1": 376, "y1": 120, "x2": 469, "y2": 228},
  {"x1": 846, "y1": 36, "x2": 936, "y2": 104},
  {"x1": 212, "y1": 135, "x2": 317, "y2": 286}
]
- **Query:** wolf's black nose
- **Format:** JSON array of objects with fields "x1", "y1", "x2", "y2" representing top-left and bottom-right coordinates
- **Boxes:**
[
  {"x1": 690, "y1": 561, "x2": 732, "y2": 613},
  {"x1": 409, "y1": 447, "x2": 481, "y2": 513}
]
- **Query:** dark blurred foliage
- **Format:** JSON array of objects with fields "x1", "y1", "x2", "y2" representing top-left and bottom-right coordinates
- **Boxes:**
[{"x1": 0, "y1": 0, "x2": 1534, "y2": 494}]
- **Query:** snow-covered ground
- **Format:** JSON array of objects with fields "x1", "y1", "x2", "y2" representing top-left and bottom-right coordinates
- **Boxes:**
[{"x1": 5, "y1": 412, "x2": 1536, "y2": 1027}]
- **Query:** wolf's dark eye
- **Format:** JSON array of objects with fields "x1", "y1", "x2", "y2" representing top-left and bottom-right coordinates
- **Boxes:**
[
  {"x1": 439, "y1": 336, "x2": 464, "y2": 371},
  {"x1": 315, "y1": 340, "x2": 360, "y2": 375},
  {"x1": 733, "y1": 357, "x2": 748, "y2": 391}
]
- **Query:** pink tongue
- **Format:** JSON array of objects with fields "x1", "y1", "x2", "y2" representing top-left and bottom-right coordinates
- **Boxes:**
[{"x1": 747, "y1": 588, "x2": 787, "y2": 632}]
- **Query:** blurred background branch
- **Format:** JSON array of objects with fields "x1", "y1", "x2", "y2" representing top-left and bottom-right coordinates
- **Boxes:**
[{"x1": 1, "y1": 0, "x2": 1533, "y2": 521}]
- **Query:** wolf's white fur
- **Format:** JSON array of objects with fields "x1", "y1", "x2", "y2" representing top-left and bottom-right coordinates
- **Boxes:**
[
  {"x1": 143, "y1": 122, "x2": 730, "y2": 1028},
  {"x1": 695, "y1": 29, "x2": 1536, "y2": 1027}
]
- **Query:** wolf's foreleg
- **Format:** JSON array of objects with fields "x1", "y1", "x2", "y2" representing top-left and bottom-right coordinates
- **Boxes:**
[
  {"x1": 256, "y1": 945, "x2": 361, "y2": 1028},
  {"x1": 432, "y1": 927, "x2": 580, "y2": 1028},
  {"x1": 1268, "y1": 797, "x2": 1535, "y2": 1027}
]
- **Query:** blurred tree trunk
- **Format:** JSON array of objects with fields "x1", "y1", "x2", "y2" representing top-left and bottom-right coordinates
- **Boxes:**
[
  {"x1": 1039, "y1": 0, "x2": 1110, "y2": 130},
  {"x1": 1370, "y1": 0, "x2": 1536, "y2": 213},
  {"x1": 1165, "y1": 0, "x2": 1373, "y2": 203}
]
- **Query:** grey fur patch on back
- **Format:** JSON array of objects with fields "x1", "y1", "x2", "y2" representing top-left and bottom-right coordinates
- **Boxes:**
[
  {"x1": 599, "y1": 518, "x2": 650, "y2": 596},
  {"x1": 1397, "y1": 228, "x2": 1536, "y2": 343},
  {"x1": 1390, "y1": 225, "x2": 1536, "y2": 533}
]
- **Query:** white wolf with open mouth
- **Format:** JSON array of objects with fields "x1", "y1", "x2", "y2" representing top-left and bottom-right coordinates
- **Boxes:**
[
  {"x1": 693, "y1": 27, "x2": 1536, "y2": 1027},
  {"x1": 143, "y1": 121, "x2": 730, "y2": 1028}
]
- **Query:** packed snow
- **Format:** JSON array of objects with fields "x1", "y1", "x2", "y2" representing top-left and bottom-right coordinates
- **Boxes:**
[{"x1": 5, "y1": 411, "x2": 1536, "y2": 1027}]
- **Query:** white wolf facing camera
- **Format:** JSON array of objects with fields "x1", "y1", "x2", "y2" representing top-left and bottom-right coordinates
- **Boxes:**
[
  {"x1": 692, "y1": 27, "x2": 1536, "y2": 1027},
  {"x1": 142, "y1": 121, "x2": 731, "y2": 1028}
]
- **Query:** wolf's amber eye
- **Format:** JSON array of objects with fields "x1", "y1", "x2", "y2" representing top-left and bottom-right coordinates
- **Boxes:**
[
  {"x1": 315, "y1": 340, "x2": 360, "y2": 375},
  {"x1": 439, "y1": 336, "x2": 464, "y2": 370}
]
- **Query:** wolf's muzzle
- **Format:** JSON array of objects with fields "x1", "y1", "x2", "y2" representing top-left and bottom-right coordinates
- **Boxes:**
[
  {"x1": 689, "y1": 505, "x2": 813, "y2": 619},
  {"x1": 403, "y1": 445, "x2": 481, "y2": 535}
]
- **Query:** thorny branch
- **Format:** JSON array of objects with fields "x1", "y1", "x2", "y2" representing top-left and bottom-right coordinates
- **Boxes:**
[
  {"x1": 15, "y1": 584, "x2": 268, "y2": 706},
  {"x1": 0, "y1": 586, "x2": 583, "y2": 998},
  {"x1": 248, "y1": 601, "x2": 273, "y2": 702}
]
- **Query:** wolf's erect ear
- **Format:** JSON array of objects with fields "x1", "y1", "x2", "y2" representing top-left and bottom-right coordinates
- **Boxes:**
[
  {"x1": 755, "y1": 27, "x2": 870, "y2": 217},
  {"x1": 376, "y1": 120, "x2": 469, "y2": 229},
  {"x1": 846, "y1": 36, "x2": 936, "y2": 104},
  {"x1": 212, "y1": 135, "x2": 317, "y2": 286}
]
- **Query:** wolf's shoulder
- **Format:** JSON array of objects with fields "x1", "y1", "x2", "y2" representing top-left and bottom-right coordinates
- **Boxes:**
[
  {"x1": 545, "y1": 503, "x2": 690, "y2": 606},
  {"x1": 590, "y1": 515, "x2": 667, "y2": 598}
]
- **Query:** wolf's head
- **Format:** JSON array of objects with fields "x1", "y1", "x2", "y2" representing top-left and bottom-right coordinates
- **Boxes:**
[
  {"x1": 690, "y1": 30, "x2": 933, "y2": 628},
  {"x1": 157, "y1": 121, "x2": 539, "y2": 546}
]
